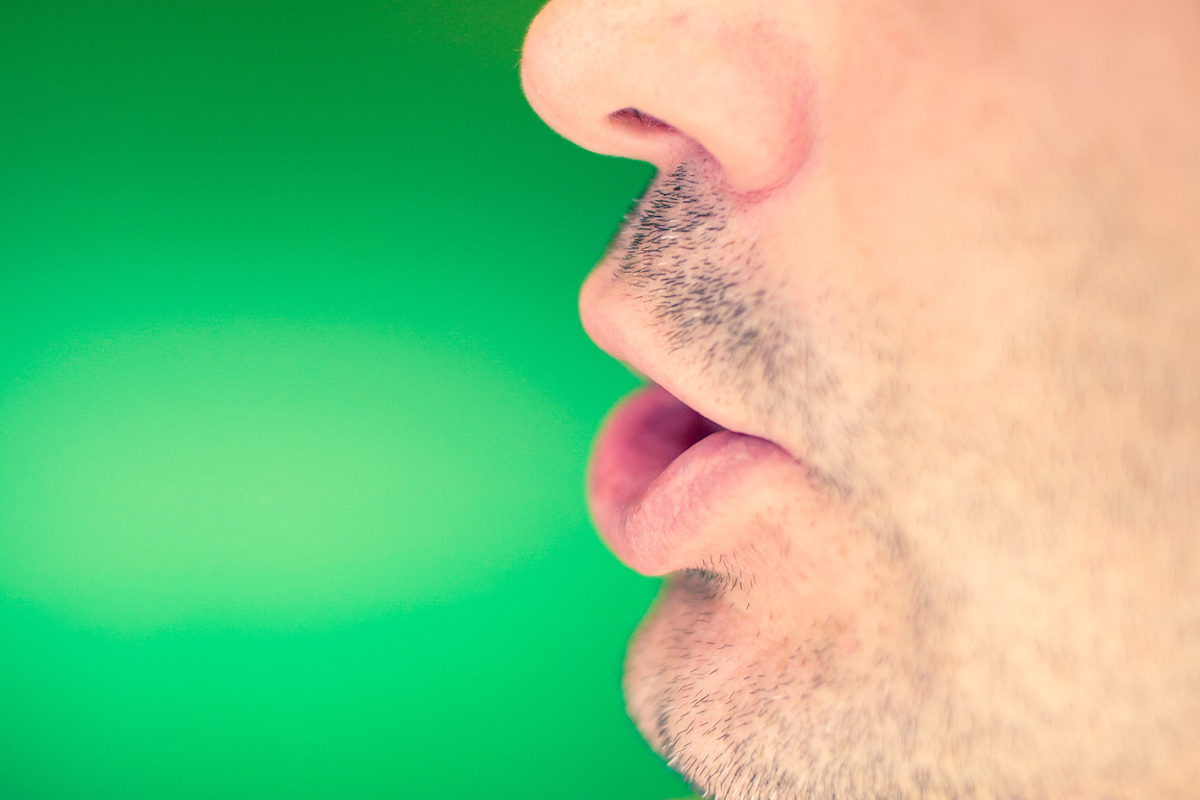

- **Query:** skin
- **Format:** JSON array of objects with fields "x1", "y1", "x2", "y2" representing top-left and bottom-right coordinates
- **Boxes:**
[{"x1": 521, "y1": 0, "x2": 1200, "y2": 798}]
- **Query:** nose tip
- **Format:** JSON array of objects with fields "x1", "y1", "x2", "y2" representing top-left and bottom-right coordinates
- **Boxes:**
[{"x1": 520, "y1": 0, "x2": 815, "y2": 194}]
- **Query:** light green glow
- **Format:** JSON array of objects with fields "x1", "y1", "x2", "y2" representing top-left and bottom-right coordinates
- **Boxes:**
[{"x1": 0, "y1": 319, "x2": 574, "y2": 630}]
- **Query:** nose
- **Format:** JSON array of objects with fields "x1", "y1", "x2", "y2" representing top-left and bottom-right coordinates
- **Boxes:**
[{"x1": 520, "y1": 0, "x2": 815, "y2": 194}]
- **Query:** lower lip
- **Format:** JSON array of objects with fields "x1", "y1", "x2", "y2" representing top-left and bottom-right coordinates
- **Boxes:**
[{"x1": 587, "y1": 384, "x2": 785, "y2": 575}]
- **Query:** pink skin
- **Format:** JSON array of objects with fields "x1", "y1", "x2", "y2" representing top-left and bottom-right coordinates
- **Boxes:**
[{"x1": 522, "y1": 0, "x2": 1200, "y2": 797}]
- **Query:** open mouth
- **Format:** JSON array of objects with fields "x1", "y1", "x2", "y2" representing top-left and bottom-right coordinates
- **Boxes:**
[
  {"x1": 587, "y1": 384, "x2": 782, "y2": 574},
  {"x1": 588, "y1": 384, "x2": 725, "y2": 526}
]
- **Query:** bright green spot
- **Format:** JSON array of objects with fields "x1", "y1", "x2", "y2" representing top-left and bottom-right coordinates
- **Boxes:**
[{"x1": 0, "y1": 320, "x2": 576, "y2": 631}]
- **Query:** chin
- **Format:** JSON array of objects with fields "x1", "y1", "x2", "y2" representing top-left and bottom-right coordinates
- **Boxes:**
[
  {"x1": 620, "y1": 558, "x2": 1096, "y2": 800},
  {"x1": 621, "y1": 568, "x2": 932, "y2": 800},
  {"x1": 623, "y1": 568, "x2": 1192, "y2": 800}
]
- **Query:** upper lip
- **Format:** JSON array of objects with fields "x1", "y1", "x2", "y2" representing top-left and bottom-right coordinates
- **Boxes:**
[
  {"x1": 577, "y1": 168, "x2": 783, "y2": 456},
  {"x1": 579, "y1": 276, "x2": 772, "y2": 452}
]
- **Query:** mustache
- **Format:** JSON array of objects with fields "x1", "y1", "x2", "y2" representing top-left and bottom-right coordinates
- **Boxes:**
[
  {"x1": 604, "y1": 160, "x2": 792, "y2": 390},
  {"x1": 599, "y1": 160, "x2": 878, "y2": 511}
]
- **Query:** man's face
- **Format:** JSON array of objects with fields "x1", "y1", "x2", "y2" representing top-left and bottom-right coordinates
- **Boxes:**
[{"x1": 521, "y1": 0, "x2": 1200, "y2": 797}]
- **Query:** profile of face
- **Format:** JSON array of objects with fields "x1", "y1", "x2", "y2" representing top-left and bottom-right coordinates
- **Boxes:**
[{"x1": 521, "y1": 1, "x2": 1200, "y2": 797}]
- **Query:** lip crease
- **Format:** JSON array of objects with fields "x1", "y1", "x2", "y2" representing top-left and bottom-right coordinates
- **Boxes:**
[{"x1": 587, "y1": 383, "x2": 784, "y2": 575}]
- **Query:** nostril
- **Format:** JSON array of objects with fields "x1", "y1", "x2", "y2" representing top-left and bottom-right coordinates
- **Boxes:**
[
  {"x1": 522, "y1": 0, "x2": 813, "y2": 195},
  {"x1": 610, "y1": 107, "x2": 675, "y2": 132},
  {"x1": 605, "y1": 107, "x2": 693, "y2": 165}
]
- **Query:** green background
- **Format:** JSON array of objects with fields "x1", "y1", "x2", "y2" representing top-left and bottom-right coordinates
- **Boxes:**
[{"x1": 0, "y1": 0, "x2": 690, "y2": 797}]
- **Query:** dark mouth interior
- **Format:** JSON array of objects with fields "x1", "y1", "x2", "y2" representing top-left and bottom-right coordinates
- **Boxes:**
[
  {"x1": 647, "y1": 394, "x2": 727, "y2": 466},
  {"x1": 680, "y1": 411, "x2": 725, "y2": 451}
]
